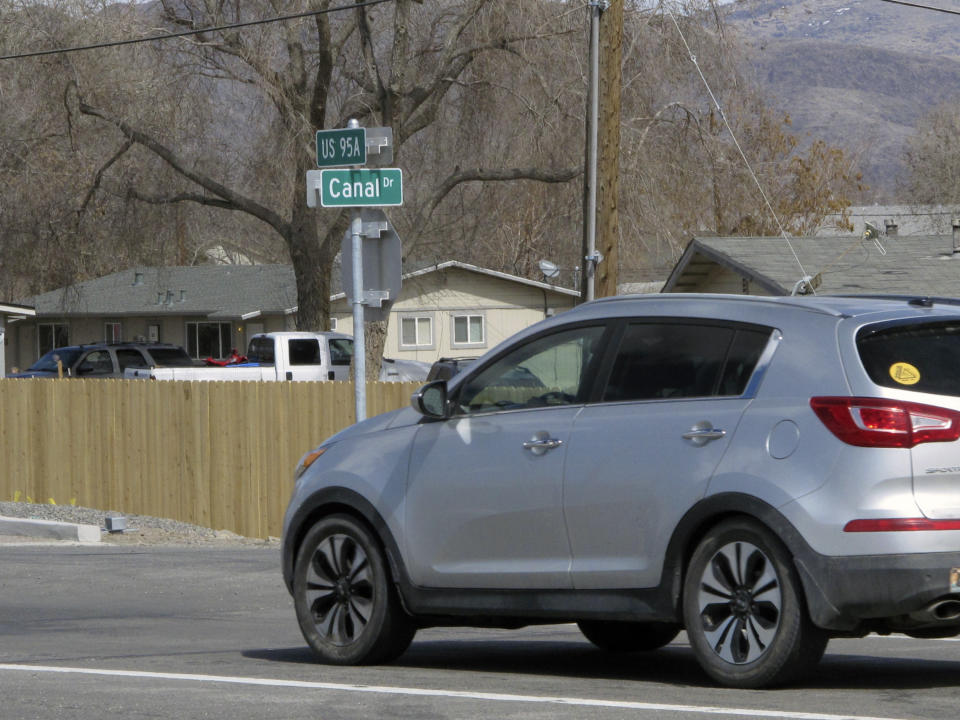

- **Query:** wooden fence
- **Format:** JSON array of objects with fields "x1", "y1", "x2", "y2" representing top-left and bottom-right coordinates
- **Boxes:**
[{"x1": 0, "y1": 379, "x2": 420, "y2": 538}]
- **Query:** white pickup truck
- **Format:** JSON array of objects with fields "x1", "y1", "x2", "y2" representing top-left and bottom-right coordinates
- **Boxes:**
[{"x1": 124, "y1": 331, "x2": 355, "y2": 381}]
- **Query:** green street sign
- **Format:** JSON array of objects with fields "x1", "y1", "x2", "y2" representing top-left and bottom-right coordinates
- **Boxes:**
[
  {"x1": 316, "y1": 128, "x2": 366, "y2": 168},
  {"x1": 319, "y1": 169, "x2": 403, "y2": 207}
]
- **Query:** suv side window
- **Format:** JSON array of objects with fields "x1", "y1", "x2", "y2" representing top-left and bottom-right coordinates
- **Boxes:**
[
  {"x1": 116, "y1": 349, "x2": 149, "y2": 370},
  {"x1": 76, "y1": 350, "x2": 114, "y2": 376},
  {"x1": 602, "y1": 323, "x2": 771, "y2": 402},
  {"x1": 718, "y1": 328, "x2": 772, "y2": 396},
  {"x1": 457, "y1": 326, "x2": 605, "y2": 414}
]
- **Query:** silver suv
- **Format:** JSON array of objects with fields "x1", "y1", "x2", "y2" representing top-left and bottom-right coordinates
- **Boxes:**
[{"x1": 281, "y1": 294, "x2": 960, "y2": 688}]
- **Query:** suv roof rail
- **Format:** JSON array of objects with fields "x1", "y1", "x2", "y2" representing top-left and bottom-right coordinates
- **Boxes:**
[{"x1": 830, "y1": 294, "x2": 960, "y2": 308}]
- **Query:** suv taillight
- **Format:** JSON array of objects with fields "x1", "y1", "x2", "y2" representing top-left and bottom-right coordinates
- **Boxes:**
[{"x1": 810, "y1": 397, "x2": 960, "y2": 448}]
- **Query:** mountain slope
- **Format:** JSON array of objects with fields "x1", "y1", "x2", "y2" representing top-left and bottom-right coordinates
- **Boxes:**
[{"x1": 725, "y1": 0, "x2": 960, "y2": 197}]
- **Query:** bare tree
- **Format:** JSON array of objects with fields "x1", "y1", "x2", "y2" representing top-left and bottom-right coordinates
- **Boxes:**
[
  {"x1": 0, "y1": 0, "x2": 261, "y2": 298},
  {"x1": 2, "y1": 0, "x2": 865, "y2": 315},
  {"x1": 615, "y1": 3, "x2": 864, "y2": 280},
  {"x1": 68, "y1": 0, "x2": 581, "y2": 334},
  {"x1": 902, "y1": 100, "x2": 960, "y2": 205}
]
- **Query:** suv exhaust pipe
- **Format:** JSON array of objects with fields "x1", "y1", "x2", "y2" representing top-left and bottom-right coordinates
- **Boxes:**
[
  {"x1": 930, "y1": 599, "x2": 960, "y2": 621},
  {"x1": 909, "y1": 599, "x2": 960, "y2": 624}
]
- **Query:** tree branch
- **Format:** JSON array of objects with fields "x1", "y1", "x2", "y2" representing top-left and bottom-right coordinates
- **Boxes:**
[
  {"x1": 356, "y1": 2, "x2": 387, "y2": 122},
  {"x1": 127, "y1": 188, "x2": 236, "y2": 211},
  {"x1": 78, "y1": 138, "x2": 134, "y2": 218},
  {"x1": 420, "y1": 165, "x2": 583, "y2": 227},
  {"x1": 78, "y1": 101, "x2": 290, "y2": 238}
]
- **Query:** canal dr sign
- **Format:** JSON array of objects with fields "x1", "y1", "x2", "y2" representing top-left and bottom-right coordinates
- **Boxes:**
[{"x1": 318, "y1": 168, "x2": 403, "y2": 207}]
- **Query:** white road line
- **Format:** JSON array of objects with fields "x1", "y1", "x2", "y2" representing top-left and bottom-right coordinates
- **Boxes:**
[
  {"x1": 863, "y1": 635, "x2": 960, "y2": 642},
  {"x1": 0, "y1": 663, "x2": 910, "y2": 720}
]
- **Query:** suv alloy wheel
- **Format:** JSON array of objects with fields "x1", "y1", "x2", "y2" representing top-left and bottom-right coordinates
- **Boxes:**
[{"x1": 682, "y1": 519, "x2": 828, "y2": 688}]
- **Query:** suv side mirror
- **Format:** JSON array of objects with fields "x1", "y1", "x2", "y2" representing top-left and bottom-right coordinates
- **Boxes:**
[{"x1": 411, "y1": 380, "x2": 449, "y2": 419}]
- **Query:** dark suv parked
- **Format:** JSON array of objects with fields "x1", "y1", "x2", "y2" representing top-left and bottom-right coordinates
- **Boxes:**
[{"x1": 9, "y1": 342, "x2": 196, "y2": 378}]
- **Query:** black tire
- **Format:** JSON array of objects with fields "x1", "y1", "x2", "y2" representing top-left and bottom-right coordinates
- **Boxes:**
[
  {"x1": 578, "y1": 620, "x2": 680, "y2": 653},
  {"x1": 293, "y1": 514, "x2": 416, "y2": 665},
  {"x1": 682, "y1": 519, "x2": 828, "y2": 688}
]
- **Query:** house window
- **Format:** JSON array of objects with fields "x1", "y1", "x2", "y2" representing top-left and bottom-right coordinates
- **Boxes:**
[
  {"x1": 105, "y1": 322, "x2": 122, "y2": 342},
  {"x1": 185, "y1": 322, "x2": 232, "y2": 359},
  {"x1": 452, "y1": 314, "x2": 485, "y2": 347},
  {"x1": 400, "y1": 315, "x2": 433, "y2": 349},
  {"x1": 329, "y1": 317, "x2": 338, "y2": 331},
  {"x1": 38, "y1": 323, "x2": 69, "y2": 355}
]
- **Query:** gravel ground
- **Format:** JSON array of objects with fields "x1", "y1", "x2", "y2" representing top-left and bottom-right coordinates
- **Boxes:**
[{"x1": 0, "y1": 501, "x2": 280, "y2": 547}]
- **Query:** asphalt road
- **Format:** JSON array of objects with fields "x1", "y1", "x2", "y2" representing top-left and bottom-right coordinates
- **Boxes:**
[{"x1": 1, "y1": 544, "x2": 958, "y2": 720}]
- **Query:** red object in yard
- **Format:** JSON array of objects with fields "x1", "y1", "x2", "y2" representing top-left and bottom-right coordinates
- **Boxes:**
[{"x1": 203, "y1": 349, "x2": 248, "y2": 366}]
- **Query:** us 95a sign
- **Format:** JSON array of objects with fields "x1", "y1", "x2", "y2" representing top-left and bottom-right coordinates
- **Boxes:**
[{"x1": 316, "y1": 128, "x2": 366, "y2": 168}]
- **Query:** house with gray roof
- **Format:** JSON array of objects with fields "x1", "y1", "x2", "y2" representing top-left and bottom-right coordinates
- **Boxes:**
[
  {"x1": 6, "y1": 261, "x2": 578, "y2": 374},
  {"x1": 7, "y1": 265, "x2": 299, "y2": 374},
  {"x1": 663, "y1": 231, "x2": 960, "y2": 297}
]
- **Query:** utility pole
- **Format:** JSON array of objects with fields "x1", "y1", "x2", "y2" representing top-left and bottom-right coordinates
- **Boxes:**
[
  {"x1": 582, "y1": 0, "x2": 603, "y2": 303},
  {"x1": 596, "y1": 0, "x2": 622, "y2": 299}
]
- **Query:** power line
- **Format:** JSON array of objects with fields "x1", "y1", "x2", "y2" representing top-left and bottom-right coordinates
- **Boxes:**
[
  {"x1": 876, "y1": 0, "x2": 960, "y2": 17},
  {"x1": 664, "y1": 8, "x2": 814, "y2": 291},
  {"x1": 0, "y1": 0, "x2": 395, "y2": 62}
]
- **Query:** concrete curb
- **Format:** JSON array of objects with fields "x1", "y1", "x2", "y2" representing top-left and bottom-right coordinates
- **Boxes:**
[{"x1": 0, "y1": 516, "x2": 101, "y2": 543}]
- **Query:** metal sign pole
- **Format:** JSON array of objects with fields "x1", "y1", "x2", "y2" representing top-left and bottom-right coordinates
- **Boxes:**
[
  {"x1": 346, "y1": 118, "x2": 367, "y2": 423},
  {"x1": 350, "y1": 208, "x2": 366, "y2": 423},
  {"x1": 309, "y1": 117, "x2": 399, "y2": 424}
]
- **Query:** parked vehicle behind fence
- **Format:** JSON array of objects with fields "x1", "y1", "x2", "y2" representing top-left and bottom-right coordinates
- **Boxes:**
[
  {"x1": 125, "y1": 332, "x2": 355, "y2": 382},
  {"x1": 281, "y1": 293, "x2": 960, "y2": 688},
  {"x1": 9, "y1": 342, "x2": 195, "y2": 379}
]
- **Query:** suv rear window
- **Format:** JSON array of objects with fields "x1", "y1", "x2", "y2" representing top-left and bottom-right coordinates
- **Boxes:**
[{"x1": 858, "y1": 321, "x2": 960, "y2": 396}]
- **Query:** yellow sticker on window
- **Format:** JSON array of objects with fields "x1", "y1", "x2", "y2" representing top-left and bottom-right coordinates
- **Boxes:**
[{"x1": 889, "y1": 362, "x2": 920, "y2": 385}]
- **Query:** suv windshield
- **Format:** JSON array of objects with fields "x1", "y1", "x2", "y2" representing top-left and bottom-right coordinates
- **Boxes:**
[
  {"x1": 858, "y1": 320, "x2": 960, "y2": 396},
  {"x1": 29, "y1": 348, "x2": 84, "y2": 372}
]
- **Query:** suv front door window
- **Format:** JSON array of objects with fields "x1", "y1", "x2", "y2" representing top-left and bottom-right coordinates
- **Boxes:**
[
  {"x1": 75, "y1": 350, "x2": 115, "y2": 377},
  {"x1": 456, "y1": 326, "x2": 605, "y2": 414}
]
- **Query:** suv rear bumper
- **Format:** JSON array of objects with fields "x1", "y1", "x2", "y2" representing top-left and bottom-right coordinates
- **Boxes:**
[{"x1": 795, "y1": 549, "x2": 960, "y2": 632}]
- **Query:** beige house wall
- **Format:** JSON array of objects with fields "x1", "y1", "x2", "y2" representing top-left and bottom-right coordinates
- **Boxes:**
[
  {"x1": 332, "y1": 267, "x2": 576, "y2": 363},
  {"x1": 679, "y1": 264, "x2": 776, "y2": 296}
]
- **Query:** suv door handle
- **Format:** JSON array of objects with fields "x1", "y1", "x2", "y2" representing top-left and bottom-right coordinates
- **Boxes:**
[
  {"x1": 682, "y1": 426, "x2": 727, "y2": 446},
  {"x1": 523, "y1": 431, "x2": 563, "y2": 456}
]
